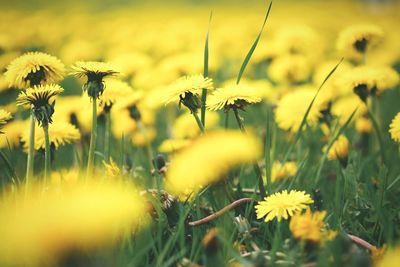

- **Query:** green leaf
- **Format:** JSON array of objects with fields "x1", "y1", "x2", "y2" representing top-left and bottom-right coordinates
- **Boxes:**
[{"x1": 201, "y1": 11, "x2": 213, "y2": 126}]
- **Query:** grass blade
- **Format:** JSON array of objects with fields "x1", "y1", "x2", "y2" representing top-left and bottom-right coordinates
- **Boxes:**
[
  {"x1": 201, "y1": 11, "x2": 213, "y2": 126},
  {"x1": 236, "y1": 0, "x2": 273, "y2": 84}
]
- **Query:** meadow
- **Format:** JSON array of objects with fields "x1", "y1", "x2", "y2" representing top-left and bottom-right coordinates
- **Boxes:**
[{"x1": 0, "y1": 0, "x2": 400, "y2": 266}]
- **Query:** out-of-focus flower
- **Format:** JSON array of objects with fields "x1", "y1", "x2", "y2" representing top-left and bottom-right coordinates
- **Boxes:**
[
  {"x1": 131, "y1": 126, "x2": 156, "y2": 147},
  {"x1": 21, "y1": 121, "x2": 80, "y2": 151},
  {"x1": 173, "y1": 111, "x2": 219, "y2": 139},
  {"x1": 268, "y1": 54, "x2": 312, "y2": 84},
  {"x1": 255, "y1": 190, "x2": 314, "y2": 222},
  {"x1": 275, "y1": 88, "x2": 329, "y2": 132},
  {"x1": 158, "y1": 139, "x2": 191, "y2": 153},
  {"x1": 355, "y1": 117, "x2": 372, "y2": 134},
  {"x1": 0, "y1": 109, "x2": 12, "y2": 133},
  {"x1": 389, "y1": 112, "x2": 400, "y2": 143},
  {"x1": 289, "y1": 208, "x2": 326, "y2": 243},
  {"x1": 0, "y1": 119, "x2": 27, "y2": 148},
  {"x1": 99, "y1": 78, "x2": 134, "y2": 111},
  {"x1": 50, "y1": 169, "x2": 80, "y2": 187},
  {"x1": 103, "y1": 158, "x2": 121, "y2": 178},
  {"x1": 269, "y1": 161, "x2": 298, "y2": 183},
  {"x1": 5, "y1": 52, "x2": 65, "y2": 88},
  {"x1": 325, "y1": 135, "x2": 349, "y2": 166},
  {"x1": 336, "y1": 24, "x2": 383, "y2": 61},
  {"x1": 207, "y1": 84, "x2": 262, "y2": 111},
  {"x1": 374, "y1": 246, "x2": 400, "y2": 267},
  {"x1": 165, "y1": 130, "x2": 261, "y2": 196},
  {"x1": 331, "y1": 95, "x2": 367, "y2": 124},
  {"x1": 0, "y1": 180, "x2": 147, "y2": 265}
]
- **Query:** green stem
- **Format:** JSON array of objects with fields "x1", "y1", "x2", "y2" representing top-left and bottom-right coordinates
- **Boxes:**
[
  {"x1": 192, "y1": 111, "x2": 205, "y2": 133},
  {"x1": 224, "y1": 112, "x2": 229, "y2": 129},
  {"x1": 86, "y1": 98, "x2": 97, "y2": 177},
  {"x1": 26, "y1": 110, "x2": 35, "y2": 189},
  {"x1": 367, "y1": 106, "x2": 386, "y2": 164},
  {"x1": 104, "y1": 112, "x2": 111, "y2": 161},
  {"x1": 232, "y1": 107, "x2": 266, "y2": 198},
  {"x1": 43, "y1": 124, "x2": 51, "y2": 184}
]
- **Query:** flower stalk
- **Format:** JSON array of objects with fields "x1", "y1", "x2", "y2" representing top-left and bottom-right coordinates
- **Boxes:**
[
  {"x1": 43, "y1": 123, "x2": 51, "y2": 183},
  {"x1": 87, "y1": 98, "x2": 97, "y2": 177}
]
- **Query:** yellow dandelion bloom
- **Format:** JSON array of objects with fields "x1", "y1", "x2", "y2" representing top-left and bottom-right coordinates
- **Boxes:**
[
  {"x1": 268, "y1": 54, "x2": 312, "y2": 84},
  {"x1": 389, "y1": 112, "x2": 400, "y2": 143},
  {"x1": 110, "y1": 109, "x2": 137, "y2": 137},
  {"x1": 289, "y1": 208, "x2": 326, "y2": 243},
  {"x1": 374, "y1": 246, "x2": 400, "y2": 267},
  {"x1": 336, "y1": 24, "x2": 383, "y2": 60},
  {"x1": 255, "y1": 190, "x2": 314, "y2": 222},
  {"x1": 166, "y1": 130, "x2": 262, "y2": 196},
  {"x1": 275, "y1": 88, "x2": 329, "y2": 132},
  {"x1": 355, "y1": 117, "x2": 372, "y2": 134},
  {"x1": 0, "y1": 109, "x2": 12, "y2": 130},
  {"x1": 207, "y1": 84, "x2": 262, "y2": 111},
  {"x1": 132, "y1": 126, "x2": 156, "y2": 147},
  {"x1": 0, "y1": 120, "x2": 27, "y2": 148},
  {"x1": 158, "y1": 138, "x2": 191, "y2": 153},
  {"x1": 4, "y1": 52, "x2": 65, "y2": 88},
  {"x1": 16, "y1": 84, "x2": 64, "y2": 108},
  {"x1": 52, "y1": 96, "x2": 86, "y2": 124},
  {"x1": 326, "y1": 135, "x2": 349, "y2": 162},
  {"x1": 103, "y1": 158, "x2": 121, "y2": 178},
  {"x1": 50, "y1": 169, "x2": 80, "y2": 187},
  {"x1": 331, "y1": 95, "x2": 367, "y2": 124},
  {"x1": 173, "y1": 111, "x2": 219, "y2": 139},
  {"x1": 164, "y1": 74, "x2": 213, "y2": 111},
  {"x1": 270, "y1": 161, "x2": 298, "y2": 183},
  {"x1": 21, "y1": 121, "x2": 80, "y2": 151},
  {"x1": 71, "y1": 61, "x2": 118, "y2": 79},
  {"x1": 340, "y1": 65, "x2": 399, "y2": 101},
  {"x1": 99, "y1": 78, "x2": 134, "y2": 110},
  {"x1": 0, "y1": 180, "x2": 147, "y2": 265}
]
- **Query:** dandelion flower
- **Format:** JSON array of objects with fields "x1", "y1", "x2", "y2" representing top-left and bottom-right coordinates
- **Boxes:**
[
  {"x1": 50, "y1": 169, "x2": 80, "y2": 187},
  {"x1": 158, "y1": 138, "x2": 191, "y2": 153},
  {"x1": 164, "y1": 74, "x2": 213, "y2": 112},
  {"x1": 331, "y1": 95, "x2": 367, "y2": 124},
  {"x1": 0, "y1": 180, "x2": 147, "y2": 265},
  {"x1": 0, "y1": 120, "x2": 27, "y2": 148},
  {"x1": 255, "y1": 190, "x2": 314, "y2": 222},
  {"x1": 289, "y1": 208, "x2": 326, "y2": 243},
  {"x1": 339, "y1": 65, "x2": 399, "y2": 101},
  {"x1": 21, "y1": 121, "x2": 80, "y2": 151},
  {"x1": 325, "y1": 135, "x2": 349, "y2": 167},
  {"x1": 268, "y1": 54, "x2": 312, "y2": 84},
  {"x1": 336, "y1": 24, "x2": 383, "y2": 60},
  {"x1": 99, "y1": 78, "x2": 134, "y2": 111},
  {"x1": 103, "y1": 158, "x2": 121, "y2": 178},
  {"x1": 71, "y1": 61, "x2": 118, "y2": 99},
  {"x1": 131, "y1": 127, "x2": 156, "y2": 147},
  {"x1": 270, "y1": 161, "x2": 298, "y2": 183},
  {"x1": 355, "y1": 117, "x2": 372, "y2": 134},
  {"x1": 207, "y1": 84, "x2": 262, "y2": 111},
  {"x1": 16, "y1": 84, "x2": 64, "y2": 126},
  {"x1": 375, "y1": 246, "x2": 400, "y2": 267},
  {"x1": 173, "y1": 111, "x2": 219, "y2": 139},
  {"x1": 166, "y1": 130, "x2": 262, "y2": 196},
  {"x1": 389, "y1": 112, "x2": 400, "y2": 143},
  {"x1": 5, "y1": 52, "x2": 65, "y2": 88},
  {"x1": 0, "y1": 109, "x2": 12, "y2": 133},
  {"x1": 275, "y1": 88, "x2": 329, "y2": 132}
]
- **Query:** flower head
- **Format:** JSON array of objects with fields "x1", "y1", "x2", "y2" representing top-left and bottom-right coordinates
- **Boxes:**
[
  {"x1": 207, "y1": 84, "x2": 262, "y2": 111},
  {"x1": 325, "y1": 135, "x2": 349, "y2": 167},
  {"x1": 0, "y1": 109, "x2": 12, "y2": 133},
  {"x1": 5, "y1": 52, "x2": 65, "y2": 88},
  {"x1": 389, "y1": 112, "x2": 400, "y2": 143},
  {"x1": 0, "y1": 120, "x2": 27, "y2": 148},
  {"x1": 164, "y1": 74, "x2": 213, "y2": 112},
  {"x1": 289, "y1": 208, "x2": 326, "y2": 243},
  {"x1": 268, "y1": 54, "x2": 312, "y2": 84},
  {"x1": 255, "y1": 190, "x2": 314, "y2": 222},
  {"x1": 99, "y1": 78, "x2": 134, "y2": 112},
  {"x1": 21, "y1": 121, "x2": 80, "y2": 151},
  {"x1": 166, "y1": 130, "x2": 262, "y2": 196},
  {"x1": 336, "y1": 24, "x2": 383, "y2": 61},
  {"x1": 270, "y1": 161, "x2": 298, "y2": 183},
  {"x1": 71, "y1": 61, "x2": 118, "y2": 99},
  {"x1": 16, "y1": 84, "x2": 64, "y2": 127}
]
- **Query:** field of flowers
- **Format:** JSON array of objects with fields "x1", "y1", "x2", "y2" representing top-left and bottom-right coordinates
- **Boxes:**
[{"x1": 0, "y1": 0, "x2": 400, "y2": 266}]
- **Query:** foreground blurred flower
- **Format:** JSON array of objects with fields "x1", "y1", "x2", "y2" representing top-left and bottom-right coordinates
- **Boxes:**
[
  {"x1": 389, "y1": 112, "x2": 400, "y2": 143},
  {"x1": 0, "y1": 109, "x2": 11, "y2": 133},
  {"x1": 71, "y1": 61, "x2": 118, "y2": 175},
  {"x1": 21, "y1": 121, "x2": 80, "y2": 151},
  {"x1": 336, "y1": 24, "x2": 383, "y2": 62},
  {"x1": 5, "y1": 52, "x2": 65, "y2": 88},
  {"x1": 158, "y1": 138, "x2": 191, "y2": 153},
  {"x1": 255, "y1": 190, "x2": 314, "y2": 222},
  {"x1": 165, "y1": 130, "x2": 262, "y2": 196},
  {"x1": 289, "y1": 208, "x2": 328, "y2": 243},
  {"x1": 375, "y1": 246, "x2": 400, "y2": 267},
  {"x1": 207, "y1": 84, "x2": 262, "y2": 112},
  {"x1": 0, "y1": 180, "x2": 147, "y2": 265},
  {"x1": 270, "y1": 161, "x2": 298, "y2": 183},
  {"x1": 0, "y1": 120, "x2": 27, "y2": 148}
]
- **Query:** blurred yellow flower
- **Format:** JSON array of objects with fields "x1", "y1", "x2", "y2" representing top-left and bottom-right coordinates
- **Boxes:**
[
  {"x1": 0, "y1": 119, "x2": 26, "y2": 148},
  {"x1": 132, "y1": 126, "x2": 156, "y2": 147},
  {"x1": 389, "y1": 112, "x2": 400, "y2": 143},
  {"x1": 207, "y1": 84, "x2": 262, "y2": 111},
  {"x1": 158, "y1": 138, "x2": 191, "y2": 153},
  {"x1": 165, "y1": 130, "x2": 262, "y2": 196},
  {"x1": 255, "y1": 190, "x2": 314, "y2": 222},
  {"x1": 0, "y1": 180, "x2": 147, "y2": 265},
  {"x1": 374, "y1": 246, "x2": 400, "y2": 267},
  {"x1": 289, "y1": 208, "x2": 326, "y2": 243},
  {"x1": 0, "y1": 109, "x2": 11, "y2": 133},
  {"x1": 99, "y1": 78, "x2": 134, "y2": 110},
  {"x1": 331, "y1": 95, "x2": 367, "y2": 124},
  {"x1": 103, "y1": 158, "x2": 121, "y2": 178},
  {"x1": 275, "y1": 88, "x2": 328, "y2": 132},
  {"x1": 173, "y1": 111, "x2": 219, "y2": 139},
  {"x1": 21, "y1": 121, "x2": 80, "y2": 151},
  {"x1": 337, "y1": 24, "x2": 383, "y2": 60},
  {"x1": 355, "y1": 117, "x2": 372, "y2": 134},
  {"x1": 5, "y1": 52, "x2": 65, "y2": 88},
  {"x1": 326, "y1": 135, "x2": 349, "y2": 163},
  {"x1": 50, "y1": 168, "x2": 80, "y2": 187},
  {"x1": 270, "y1": 161, "x2": 298, "y2": 183},
  {"x1": 268, "y1": 54, "x2": 312, "y2": 84}
]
